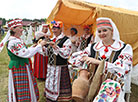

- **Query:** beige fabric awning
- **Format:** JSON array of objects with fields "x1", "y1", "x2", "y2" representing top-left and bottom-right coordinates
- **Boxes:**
[{"x1": 47, "y1": 0, "x2": 138, "y2": 66}]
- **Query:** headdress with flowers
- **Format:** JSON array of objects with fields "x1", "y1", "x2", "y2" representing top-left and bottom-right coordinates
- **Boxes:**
[{"x1": 51, "y1": 20, "x2": 63, "y2": 29}]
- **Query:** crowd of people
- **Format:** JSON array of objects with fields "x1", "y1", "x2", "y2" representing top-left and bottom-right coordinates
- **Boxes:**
[{"x1": 0, "y1": 17, "x2": 133, "y2": 102}]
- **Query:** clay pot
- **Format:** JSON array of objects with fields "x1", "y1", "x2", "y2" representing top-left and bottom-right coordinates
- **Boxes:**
[
  {"x1": 79, "y1": 69, "x2": 89, "y2": 80},
  {"x1": 72, "y1": 70, "x2": 90, "y2": 102}
]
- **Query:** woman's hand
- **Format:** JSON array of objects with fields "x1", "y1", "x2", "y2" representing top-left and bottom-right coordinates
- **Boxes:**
[
  {"x1": 71, "y1": 39, "x2": 76, "y2": 44},
  {"x1": 44, "y1": 35, "x2": 50, "y2": 41},
  {"x1": 40, "y1": 40, "x2": 47, "y2": 46},
  {"x1": 81, "y1": 56, "x2": 101, "y2": 65},
  {"x1": 48, "y1": 42, "x2": 57, "y2": 49}
]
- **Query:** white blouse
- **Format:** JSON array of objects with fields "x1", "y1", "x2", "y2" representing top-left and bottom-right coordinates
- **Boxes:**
[{"x1": 7, "y1": 36, "x2": 43, "y2": 58}]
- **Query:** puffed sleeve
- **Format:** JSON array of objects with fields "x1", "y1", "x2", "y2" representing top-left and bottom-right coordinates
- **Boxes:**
[
  {"x1": 68, "y1": 44, "x2": 91, "y2": 67},
  {"x1": 105, "y1": 44, "x2": 133, "y2": 93},
  {"x1": 8, "y1": 39, "x2": 43, "y2": 58},
  {"x1": 105, "y1": 44, "x2": 133, "y2": 76},
  {"x1": 53, "y1": 39, "x2": 72, "y2": 59}
]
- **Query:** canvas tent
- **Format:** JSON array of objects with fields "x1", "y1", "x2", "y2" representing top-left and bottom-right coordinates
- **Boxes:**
[{"x1": 47, "y1": 0, "x2": 138, "y2": 66}]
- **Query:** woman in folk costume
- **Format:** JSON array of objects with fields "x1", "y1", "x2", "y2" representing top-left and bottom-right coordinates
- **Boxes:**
[
  {"x1": 69, "y1": 27, "x2": 79, "y2": 53},
  {"x1": 77, "y1": 24, "x2": 94, "y2": 51},
  {"x1": 33, "y1": 24, "x2": 50, "y2": 79},
  {"x1": 68, "y1": 28, "x2": 79, "y2": 84},
  {"x1": 3, "y1": 19, "x2": 47, "y2": 102},
  {"x1": 69, "y1": 17, "x2": 133, "y2": 102},
  {"x1": 45, "y1": 21, "x2": 72, "y2": 102}
]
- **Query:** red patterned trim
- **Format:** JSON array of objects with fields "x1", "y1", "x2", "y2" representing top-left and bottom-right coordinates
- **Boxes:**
[
  {"x1": 7, "y1": 19, "x2": 22, "y2": 29},
  {"x1": 58, "y1": 96, "x2": 72, "y2": 99},
  {"x1": 110, "y1": 42, "x2": 122, "y2": 50},
  {"x1": 8, "y1": 63, "x2": 29, "y2": 70},
  {"x1": 95, "y1": 42, "x2": 104, "y2": 50},
  {"x1": 95, "y1": 42, "x2": 122, "y2": 50},
  {"x1": 97, "y1": 20, "x2": 112, "y2": 28},
  {"x1": 45, "y1": 88, "x2": 58, "y2": 95}
]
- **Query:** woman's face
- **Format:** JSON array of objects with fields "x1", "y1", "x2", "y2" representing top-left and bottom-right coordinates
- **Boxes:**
[
  {"x1": 97, "y1": 27, "x2": 113, "y2": 42},
  {"x1": 42, "y1": 27, "x2": 48, "y2": 33},
  {"x1": 12, "y1": 26, "x2": 24, "y2": 37}
]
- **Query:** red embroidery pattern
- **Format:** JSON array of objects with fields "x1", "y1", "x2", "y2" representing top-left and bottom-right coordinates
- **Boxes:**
[
  {"x1": 10, "y1": 42, "x2": 25, "y2": 54},
  {"x1": 115, "y1": 53, "x2": 132, "y2": 76},
  {"x1": 118, "y1": 54, "x2": 132, "y2": 62}
]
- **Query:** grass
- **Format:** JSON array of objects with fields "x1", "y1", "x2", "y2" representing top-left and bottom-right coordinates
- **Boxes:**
[
  {"x1": 0, "y1": 46, "x2": 9, "y2": 102},
  {"x1": 0, "y1": 35, "x2": 138, "y2": 102}
]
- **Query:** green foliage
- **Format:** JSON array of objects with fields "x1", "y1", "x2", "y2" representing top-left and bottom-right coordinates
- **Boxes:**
[
  {"x1": 0, "y1": 17, "x2": 47, "y2": 26},
  {"x1": 0, "y1": 18, "x2": 6, "y2": 25}
]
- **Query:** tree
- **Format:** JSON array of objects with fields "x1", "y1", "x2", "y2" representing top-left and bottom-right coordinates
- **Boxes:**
[{"x1": 2, "y1": 18, "x2": 6, "y2": 25}]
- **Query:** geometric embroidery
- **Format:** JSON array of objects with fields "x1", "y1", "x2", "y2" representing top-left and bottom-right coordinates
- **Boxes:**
[
  {"x1": 47, "y1": 46, "x2": 55, "y2": 65},
  {"x1": 80, "y1": 37, "x2": 87, "y2": 50},
  {"x1": 118, "y1": 54, "x2": 132, "y2": 62}
]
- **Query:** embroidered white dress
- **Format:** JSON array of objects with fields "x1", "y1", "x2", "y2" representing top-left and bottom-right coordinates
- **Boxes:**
[
  {"x1": 45, "y1": 33, "x2": 72, "y2": 101},
  {"x1": 69, "y1": 40, "x2": 133, "y2": 102}
]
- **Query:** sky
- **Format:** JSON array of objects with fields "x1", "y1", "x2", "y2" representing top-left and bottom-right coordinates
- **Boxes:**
[{"x1": 0, "y1": 0, "x2": 138, "y2": 20}]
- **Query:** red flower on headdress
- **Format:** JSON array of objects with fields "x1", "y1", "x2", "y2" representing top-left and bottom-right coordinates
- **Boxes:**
[{"x1": 51, "y1": 20, "x2": 63, "y2": 28}]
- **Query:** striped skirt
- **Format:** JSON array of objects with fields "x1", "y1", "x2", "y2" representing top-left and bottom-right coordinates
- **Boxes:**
[
  {"x1": 33, "y1": 53, "x2": 48, "y2": 79},
  {"x1": 58, "y1": 66, "x2": 72, "y2": 101},
  {"x1": 8, "y1": 64, "x2": 39, "y2": 102}
]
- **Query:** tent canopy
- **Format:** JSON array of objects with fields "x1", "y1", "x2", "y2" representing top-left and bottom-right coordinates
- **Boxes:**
[{"x1": 47, "y1": 0, "x2": 138, "y2": 65}]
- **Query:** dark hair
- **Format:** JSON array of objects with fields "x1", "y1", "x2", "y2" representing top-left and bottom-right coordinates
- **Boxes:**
[
  {"x1": 32, "y1": 36, "x2": 45, "y2": 43},
  {"x1": 52, "y1": 26, "x2": 60, "y2": 29},
  {"x1": 10, "y1": 26, "x2": 17, "y2": 36},
  {"x1": 71, "y1": 28, "x2": 78, "y2": 34},
  {"x1": 10, "y1": 30, "x2": 15, "y2": 36}
]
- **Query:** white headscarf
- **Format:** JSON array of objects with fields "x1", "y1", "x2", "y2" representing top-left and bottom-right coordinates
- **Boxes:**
[
  {"x1": 95, "y1": 17, "x2": 120, "y2": 42},
  {"x1": 0, "y1": 30, "x2": 10, "y2": 52},
  {"x1": 39, "y1": 24, "x2": 51, "y2": 36},
  {"x1": 35, "y1": 31, "x2": 45, "y2": 40}
]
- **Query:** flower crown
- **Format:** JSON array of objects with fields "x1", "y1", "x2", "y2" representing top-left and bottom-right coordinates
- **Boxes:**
[{"x1": 51, "y1": 20, "x2": 63, "y2": 28}]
